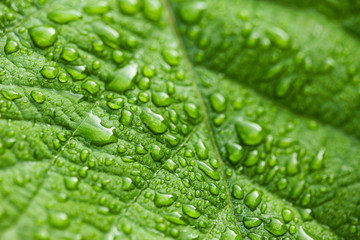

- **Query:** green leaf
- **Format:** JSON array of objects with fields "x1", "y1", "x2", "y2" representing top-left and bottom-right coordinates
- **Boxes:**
[{"x1": 0, "y1": 0, "x2": 359, "y2": 239}]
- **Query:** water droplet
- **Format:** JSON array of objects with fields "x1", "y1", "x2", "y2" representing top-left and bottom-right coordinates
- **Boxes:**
[
  {"x1": 92, "y1": 22, "x2": 120, "y2": 46},
  {"x1": 243, "y1": 216, "x2": 262, "y2": 229},
  {"x1": 297, "y1": 226, "x2": 316, "y2": 240},
  {"x1": 142, "y1": 65, "x2": 156, "y2": 78},
  {"x1": 165, "y1": 212, "x2": 188, "y2": 225},
  {"x1": 150, "y1": 144, "x2": 165, "y2": 161},
  {"x1": 119, "y1": 0, "x2": 140, "y2": 15},
  {"x1": 220, "y1": 228, "x2": 241, "y2": 240},
  {"x1": 162, "y1": 47, "x2": 181, "y2": 66},
  {"x1": 143, "y1": 0, "x2": 163, "y2": 22},
  {"x1": 164, "y1": 159, "x2": 178, "y2": 172},
  {"x1": 76, "y1": 111, "x2": 117, "y2": 146},
  {"x1": 121, "y1": 109, "x2": 133, "y2": 126},
  {"x1": 107, "y1": 97, "x2": 124, "y2": 110},
  {"x1": 266, "y1": 26, "x2": 291, "y2": 49},
  {"x1": 210, "y1": 93, "x2": 226, "y2": 112},
  {"x1": 286, "y1": 153, "x2": 299, "y2": 175},
  {"x1": 179, "y1": 2, "x2": 207, "y2": 24},
  {"x1": 112, "y1": 50, "x2": 125, "y2": 64},
  {"x1": 226, "y1": 142, "x2": 244, "y2": 164},
  {"x1": 282, "y1": 208, "x2": 294, "y2": 223},
  {"x1": 140, "y1": 108, "x2": 168, "y2": 134},
  {"x1": 31, "y1": 90, "x2": 46, "y2": 103},
  {"x1": 5, "y1": 39, "x2": 19, "y2": 54},
  {"x1": 152, "y1": 91, "x2": 172, "y2": 107},
  {"x1": 82, "y1": 80, "x2": 100, "y2": 94},
  {"x1": 107, "y1": 63, "x2": 138, "y2": 93},
  {"x1": 122, "y1": 177, "x2": 135, "y2": 191},
  {"x1": 247, "y1": 233, "x2": 264, "y2": 240},
  {"x1": 84, "y1": 1, "x2": 110, "y2": 14},
  {"x1": 197, "y1": 161, "x2": 219, "y2": 180},
  {"x1": 310, "y1": 148, "x2": 325, "y2": 171},
  {"x1": 49, "y1": 212, "x2": 70, "y2": 229},
  {"x1": 232, "y1": 184, "x2": 244, "y2": 199},
  {"x1": 66, "y1": 65, "x2": 87, "y2": 80},
  {"x1": 64, "y1": 177, "x2": 79, "y2": 190},
  {"x1": 29, "y1": 25, "x2": 58, "y2": 48},
  {"x1": 48, "y1": 9, "x2": 82, "y2": 23},
  {"x1": 291, "y1": 180, "x2": 305, "y2": 199},
  {"x1": 61, "y1": 47, "x2": 79, "y2": 62},
  {"x1": 154, "y1": 192, "x2": 177, "y2": 207},
  {"x1": 209, "y1": 183, "x2": 219, "y2": 195},
  {"x1": 276, "y1": 76, "x2": 294, "y2": 98},
  {"x1": 244, "y1": 189, "x2": 263, "y2": 211},
  {"x1": 182, "y1": 204, "x2": 201, "y2": 218},
  {"x1": 41, "y1": 65, "x2": 59, "y2": 79},
  {"x1": 264, "y1": 217, "x2": 287, "y2": 236},
  {"x1": 235, "y1": 118, "x2": 265, "y2": 146},
  {"x1": 138, "y1": 77, "x2": 151, "y2": 90},
  {"x1": 243, "y1": 149, "x2": 259, "y2": 167},
  {"x1": 184, "y1": 103, "x2": 200, "y2": 119},
  {"x1": 195, "y1": 139, "x2": 208, "y2": 160},
  {"x1": 1, "y1": 90, "x2": 21, "y2": 100}
]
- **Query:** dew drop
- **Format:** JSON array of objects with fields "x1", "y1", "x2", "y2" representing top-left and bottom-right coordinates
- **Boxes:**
[
  {"x1": 76, "y1": 111, "x2": 117, "y2": 146},
  {"x1": 61, "y1": 47, "x2": 79, "y2": 62},
  {"x1": 64, "y1": 177, "x2": 79, "y2": 190},
  {"x1": 232, "y1": 184, "x2": 244, "y2": 199},
  {"x1": 310, "y1": 148, "x2": 325, "y2": 171},
  {"x1": 107, "y1": 97, "x2": 124, "y2": 110},
  {"x1": 49, "y1": 212, "x2": 70, "y2": 229},
  {"x1": 282, "y1": 208, "x2": 294, "y2": 223},
  {"x1": 154, "y1": 192, "x2": 177, "y2": 207},
  {"x1": 82, "y1": 80, "x2": 100, "y2": 94},
  {"x1": 220, "y1": 228, "x2": 241, "y2": 240},
  {"x1": 47, "y1": 9, "x2": 82, "y2": 23},
  {"x1": 107, "y1": 63, "x2": 138, "y2": 93},
  {"x1": 182, "y1": 204, "x2": 201, "y2": 219},
  {"x1": 31, "y1": 90, "x2": 46, "y2": 103},
  {"x1": 184, "y1": 103, "x2": 200, "y2": 119},
  {"x1": 235, "y1": 118, "x2": 265, "y2": 146},
  {"x1": 140, "y1": 108, "x2": 168, "y2": 134},
  {"x1": 195, "y1": 139, "x2": 208, "y2": 160},
  {"x1": 41, "y1": 65, "x2": 59, "y2": 79},
  {"x1": 286, "y1": 153, "x2": 300, "y2": 175},
  {"x1": 197, "y1": 161, "x2": 219, "y2": 180},
  {"x1": 179, "y1": 1, "x2": 207, "y2": 24},
  {"x1": 243, "y1": 216, "x2": 262, "y2": 229},
  {"x1": 264, "y1": 217, "x2": 287, "y2": 236},
  {"x1": 162, "y1": 47, "x2": 181, "y2": 66},
  {"x1": 209, "y1": 93, "x2": 226, "y2": 112},
  {"x1": 143, "y1": 0, "x2": 163, "y2": 22},
  {"x1": 29, "y1": 25, "x2": 58, "y2": 48},
  {"x1": 4, "y1": 39, "x2": 19, "y2": 54},
  {"x1": 152, "y1": 91, "x2": 172, "y2": 107},
  {"x1": 1, "y1": 90, "x2": 21, "y2": 100},
  {"x1": 119, "y1": 0, "x2": 140, "y2": 15},
  {"x1": 84, "y1": 1, "x2": 110, "y2": 14},
  {"x1": 244, "y1": 189, "x2": 263, "y2": 211},
  {"x1": 243, "y1": 149, "x2": 259, "y2": 167},
  {"x1": 266, "y1": 26, "x2": 291, "y2": 49}
]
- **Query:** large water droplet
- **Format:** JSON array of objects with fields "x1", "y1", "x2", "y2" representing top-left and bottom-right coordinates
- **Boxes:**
[
  {"x1": 235, "y1": 118, "x2": 265, "y2": 146},
  {"x1": 209, "y1": 93, "x2": 226, "y2": 112},
  {"x1": 162, "y1": 47, "x2": 181, "y2": 66},
  {"x1": 61, "y1": 47, "x2": 79, "y2": 62},
  {"x1": 5, "y1": 39, "x2": 19, "y2": 54},
  {"x1": 76, "y1": 112, "x2": 117, "y2": 146},
  {"x1": 197, "y1": 161, "x2": 219, "y2": 180},
  {"x1": 1, "y1": 90, "x2": 21, "y2": 100},
  {"x1": 31, "y1": 90, "x2": 46, "y2": 103},
  {"x1": 47, "y1": 9, "x2": 82, "y2": 24},
  {"x1": 82, "y1": 80, "x2": 100, "y2": 94},
  {"x1": 266, "y1": 26, "x2": 291, "y2": 49},
  {"x1": 41, "y1": 65, "x2": 59, "y2": 79},
  {"x1": 107, "y1": 63, "x2": 138, "y2": 93},
  {"x1": 195, "y1": 139, "x2": 208, "y2": 160},
  {"x1": 152, "y1": 91, "x2": 172, "y2": 107},
  {"x1": 264, "y1": 217, "x2": 287, "y2": 236},
  {"x1": 244, "y1": 189, "x2": 263, "y2": 211},
  {"x1": 29, "y1": 25, "x2": 58, "y2": 48},
  {"x1": 143, "y1": 0, "x2": 163, "y2": 22},
  {"x1": 182, "y1": 204, "x2": 201, "y2": 218},
  {"x1": 179, "y1": 2, "x2": 207, "y2": 24},
  {"x1": 243, "y1": 216, "x2": 262, "y2": 229},
  {"x1": 154, "y1": 192, "x2": 177, "y2": 207},
  {"x1": 140, "y1": 108, "x2": 167, "y2": 134},
  {"x1": 232, "y1": 184, "x2": 244, "y2": 199},
  {"x1": 49, "y1": 212, "x2": 70, "y2": 229},
  {"x1": 226, "y1": 142, "x2": 244, "y2": 164}
]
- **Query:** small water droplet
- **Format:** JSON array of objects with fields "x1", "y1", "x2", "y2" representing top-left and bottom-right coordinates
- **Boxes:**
[
  {"x1": 232, "y1": 184, "x2": 244, "y2": 199},
  {"x1": 107, "y1": 97, "x2": 124, "y2": 110},
  {"x1": 143, "y1": 0, "x2": 163, "y2": 21},
  {"x1": 210, "y1": 93, "x2": 226, "y2": 112},
  {"x1": 195, "y1": 139, "x2": 208, "y2": 160},
  {"x1": 152, "y1": 91, "x2": 172, "y2": 107},
  {"x1": 64, "y1": 177, "x2": 79, "y2": 190},
  {"x1": 162, "y1": 47, "x2": 181, "y2": 66},
  {"x1": 266, "y1": 26, "x2": 291, "y2": 49},
  {"x1": 82, "y1": 79, "x2": 100, "y2": 94},
  {"x1": 119, "y1": 0, "x2": 140, "y2": 15},
  {"x1": 84, "y1": 1, "x2": 110, "y2": 14},
  {"x1": 1, "y1": 90, "x2": 21, "y2": 100},
  {"x1": 264, "y1": 217, "x2": 287, "y2": 236},
  {"x1": 197, "y1": 161, "x2": 219, "y2": 180},
  {"x1": 243, "y1": 216, "x2": 262, "y2": 229},
  {"x1": 184, "y1": 103, "x2": 200, "y2": 119},
  {"x1": 61, "y1": 47, "x2": 79, "y2": 62}
]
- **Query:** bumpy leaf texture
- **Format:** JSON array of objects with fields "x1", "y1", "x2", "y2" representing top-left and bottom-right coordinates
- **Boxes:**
[{"x1": 0, "y1": 0, "x2": 359, "y2": 239}]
